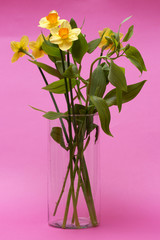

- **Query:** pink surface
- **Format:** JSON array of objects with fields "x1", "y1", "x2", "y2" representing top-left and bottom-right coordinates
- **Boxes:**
[{"x1": 1, "y1": 0, "x2": 160, "y2": 239}]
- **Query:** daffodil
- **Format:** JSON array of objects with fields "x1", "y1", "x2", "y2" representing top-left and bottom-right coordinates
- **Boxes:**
[
  {"x1": 29, "y1": 34, "x2": 47, "y2": 59},
  {"x1": 11, "y1": 36, "x2": 29, "y2": 63},
  {"x1": 39, "y1": 10, "x2": 65, "y2": 30},
  {"x1": 98, "y1": 28, "x2": 123, "y2": 50},
  {"x1": 50, "y1": 21, "x2": 81, "y2": 51}
]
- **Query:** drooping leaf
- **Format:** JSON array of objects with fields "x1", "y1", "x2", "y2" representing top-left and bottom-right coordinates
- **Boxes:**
[
  {"x1": 123, "y1": 25, "x2": 134, "y2": 42},
  {"x1": 29, "y1": 60, "x2": 62, "y2": 79},
  {"x1": 63, "y1": 64, "x2": 79, "y2": 78},
  {"x1": 42, "y1": 41, "x2": 61, "y2": 59},
  {"x1": 43, "y1": 111, "x2": 65, "y2": 120},
  {"x1": 83, "y1": 135, "x2": 90, "y2": 151},
  {"x1": 104, "y1": 80, "x2": 147, "y2": 107},
  {"x1": 108, "y1": 60, "x2": 127, "y2": 92},
  {"x1": 29, "y1": 105, "x2": 46, "y2": 113},
  {"x1": 116, "y1": 88, "x2": 122, "y2": 112},
  {"x1": 90, "y1": 96, "x2": 112, "y2": 136},
  {"x1": 89, "y1": 65, "x2": 106, "y2": 97},
  {"x1": 87, "y1": 38, "x2": 101, "y2": 54},
  {"x1": 42, "y1": 78, "x2": 77, "y2": 94},
  {"x1": 125, "y1": 46, "x2": 147, "y2": 73},
  {"x1": 71, "y1": 33, "x2": 88, "y2": 64},
  {"x1": 50, "y1": 127, "x2": 68, "y2": 150},
  {"x1": 56, "y1": 61, "x2": 68, "y2": 75},
  {"x1": 70, "y1": 18, "x2": 78, "y2": 28}
]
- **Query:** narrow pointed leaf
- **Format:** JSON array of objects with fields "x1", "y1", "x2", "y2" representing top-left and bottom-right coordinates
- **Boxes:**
[
  {"x1": 123, "y1": 25, "x2": 134, "y2": 42},
  {"x1": 43, "y1": 111, "x2": 65, "y2": 120},
  {"x1": 121, "y1": 16, "x2": 132, "y2": 25},
  {"x1": 125, "y1": 46, "x2": 147, "y2": 73},
  {"x1": 29, "y1": 105, "x2": 46, "y2": 113},
  {"x1": 42, "y1": 78, "x2": 77, "y2": 94},
  {"x1": 104, "y1": 80, "x2": 146, "y2": 107},
  {"x1": 50, "y1": 127, "x2": 68, "y2": 150},
  {"x1": 29, "y1": 60, "x2": 62, "y2": 78},
  {"x1": 90, "y1": 96, "x2": 112, "y2": 136},
  {"x1": 71, "y1": 33, "x2": 88, "y2": 64},
  {"x1": 108, "y1": 60, "x2": 127, "y2": 92},
  {"x1": 56, "y1": 61, "x2": 68, "y2": 75},
  {"x1": 116, "y1": 88, "x2": 122, "y2": 112}
]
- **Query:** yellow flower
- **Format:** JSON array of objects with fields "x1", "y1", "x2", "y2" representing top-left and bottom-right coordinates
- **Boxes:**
[
  {"x1": 39, "y1": 10, "x2": 65, "y2": 29},
  {"x1": 98, "y1": 28, "x2": 123, "y2": 50},
  {"x1": 29, "y1": 34, "x2": 47, "y2": 59},
  {"x1": 11, "y1": 36, "x2": 29, "y2": 63},
  {"x1": 50, "y1": 21, "x2": 81, "y2": 51}
]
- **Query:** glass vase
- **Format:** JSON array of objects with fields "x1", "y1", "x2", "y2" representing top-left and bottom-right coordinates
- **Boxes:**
[{"x1": 47, "y1": 113, "x2": 100, "y2": 229}]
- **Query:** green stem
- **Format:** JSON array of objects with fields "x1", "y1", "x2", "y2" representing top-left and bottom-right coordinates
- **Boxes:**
[
  {"x1": 60, "y1": 49, "x2": 79, "y2": 228},
  {"x1": 22, "y1": 50, "x2": 69, "y2": 143},
  {"x1": 53, "y1": 163, "x2": 70, "y2": 216}
]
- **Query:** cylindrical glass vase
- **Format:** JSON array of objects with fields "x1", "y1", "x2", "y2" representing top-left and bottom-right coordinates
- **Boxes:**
[{"x1": 48, "y1": 113, "x2": 100, "y2": 229}]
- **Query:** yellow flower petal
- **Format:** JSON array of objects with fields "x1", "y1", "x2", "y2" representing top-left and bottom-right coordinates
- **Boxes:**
[
  {"x1": 10, "y1": 41, "x2": 20, "y2": 52},
  {"x1": 60, "y1": 21, "x2": 71, "y2": 31},
  {"x1": 11, "y1": 52, "x2": 20, "y2": 62},
  {"x1": 20, "y1": 36, "x2": 29, "y2": 48},
  {"x1": 32, "y1": 50, "x2": 44, "y2": 59},
  {"x1": 59, "y1": 40, "x2": 72, "y2": 51},
  {"x1": 50, "y1": 35, "x2": 63, "y2": 44}
]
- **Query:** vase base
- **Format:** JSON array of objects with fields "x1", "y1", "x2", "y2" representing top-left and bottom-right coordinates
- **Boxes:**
[{"x1": 49, "y1": 217, "x2": 97, "y2": 229}]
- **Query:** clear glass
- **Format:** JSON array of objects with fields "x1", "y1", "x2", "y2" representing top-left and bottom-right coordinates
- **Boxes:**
[{"x1": 48, "y1": 113, "x2": 100, "y2": 229}]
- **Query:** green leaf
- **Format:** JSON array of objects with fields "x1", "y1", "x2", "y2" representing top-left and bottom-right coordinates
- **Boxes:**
[
  {"x1": 89, "y1": 65, "x2": 106, "y2": 98},
  {"x1": 29, "y1": 60, "x2": 62, "y2": 79},
  {"x1": 43, "y1": 111, "x2": 65, "y2": 120},
  {"x1": 50, "y1": 127, "x2": 68, "y2": 150},
  {"x1": 56, "y1": 61, "x2": 68, "y2": 75},
  {"x1": 90, "y1": 96, "x2": 112, "y2": 136},
  {"x1": 70, "y1": 18, "x2": 78, "y2": 28},
  {"x1": 104, "y1": 80, "x2": 147, "y2": 107},
  {"x1": 42, "y1": 41, "x2": 61, "y2": 59},
  {"x1": 87, "y1": 38, "x2": 101, "y2": 54},
  {"x1": 108, "y1": 60, "x2": 127, "y2": 92},
  {"x1": 83, "y1": 135, "x2": 90, "y2": 151},
  {"x1": 71, "y1": 33, "x2": 88, "y2": 64},
  {"x1": 123, "y1": 25, "x2": 134, "y2": 42},
  {"x1": 116, "y1": 88, "x2": 122, "y2": 112},
  {"x1": 29, "y1": 105, "x2": 46, "y2": 113},
  {"x1": 120, "y1": 16, "x2": 132, "y2": 25},
  {"x1": 42, "y1": 78, "x2": 77, "y2": 94},
  {"x1": 125, "y1": 46, "x2": 147, "y2": 73},
  {"x1": 63, "y1": 64, "x2": 79, "y2": 78}
]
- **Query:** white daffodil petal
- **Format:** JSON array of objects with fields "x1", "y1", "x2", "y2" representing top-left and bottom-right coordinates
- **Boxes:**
[
  {"x1": 70, "y1": 28, "x2": 81, "y2": 36},
  {"x1": 50, "y1": 27, "x2": 59, "y2": 35},
  {"x1": 50, "y1": 36, "x2": 63, "y2": 44},
  {"x1": 68, "y1": 33, "x2": 78, "y2": 42},
  {"x1": 60, "y1": 21, "x2": 71, "y2": 31}
]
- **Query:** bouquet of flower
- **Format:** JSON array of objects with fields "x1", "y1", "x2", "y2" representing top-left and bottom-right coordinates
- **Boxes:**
[{"x1": 11, "y1": 10, "x2": 147, "y2": 228}]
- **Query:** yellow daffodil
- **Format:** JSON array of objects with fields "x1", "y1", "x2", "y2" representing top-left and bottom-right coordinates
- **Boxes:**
[
  {"x1": 11, "y1": 36, "x2": 29, "y2": 63},
  {"x1": 50, "y1": 21, "x2": 81, "y2": 51},
  {"x1": 98, "y1": 28, "x2": 123, "y2": 50},
  {"x1": 29, "y1": 34, "x2": 47, "y2": 59},
  {"x1": 39, "y1": 10, "x2": 65, "y2": 29}
]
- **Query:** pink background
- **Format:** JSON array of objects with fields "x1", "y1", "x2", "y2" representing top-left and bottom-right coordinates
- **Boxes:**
[{"x1": 1, "y1": 0, "x2": 160, "y2": 239}]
